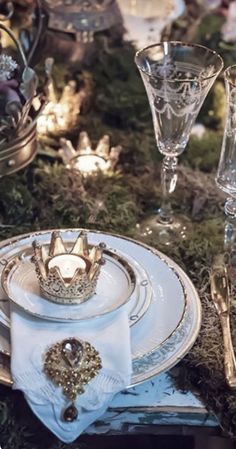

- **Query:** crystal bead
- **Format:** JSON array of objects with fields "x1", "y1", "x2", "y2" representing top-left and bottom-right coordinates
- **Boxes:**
[{"x1": 63, "y1": 404, "x2": 78, "y2": 422}]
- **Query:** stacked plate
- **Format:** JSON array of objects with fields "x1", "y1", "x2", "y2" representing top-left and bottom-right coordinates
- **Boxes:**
[{"x1": 0, "y1": 229, "x2": 201, "y2": 388}]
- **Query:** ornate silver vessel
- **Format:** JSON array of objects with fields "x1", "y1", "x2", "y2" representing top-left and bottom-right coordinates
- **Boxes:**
[
  {"x1": 43, "y1": 0, "x2": 123, "y2": 42},
  {"x1": 0, "y1": 122, "x2": 37, "y2": 177},
  {"x1": 0, "y1": 21, "x2": 46, "y2": 177}
]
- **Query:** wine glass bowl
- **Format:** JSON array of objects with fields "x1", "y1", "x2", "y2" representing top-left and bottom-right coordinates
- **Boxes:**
[{"x1": 135, "y1": 41, "x2": 223, "y2": 243}]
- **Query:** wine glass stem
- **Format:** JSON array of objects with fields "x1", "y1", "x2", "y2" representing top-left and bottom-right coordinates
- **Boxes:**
[
  {"x1": 158, "y1": 156, "x2": 178, "y2": 225},
  {"x1": 224, "y1": 207, "x2": 236, "y2": 284},
  {"x1": 225, "y1": 197, "x2": 236, "y2": 219},
  {"x1": 224, "y1": 198, "x2": 236, "y2": 250}
]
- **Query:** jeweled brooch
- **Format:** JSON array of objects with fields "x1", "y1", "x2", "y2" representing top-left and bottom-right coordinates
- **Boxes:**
[{"x1": 43, "y1": 337, "x2": 102, "y2": 422}]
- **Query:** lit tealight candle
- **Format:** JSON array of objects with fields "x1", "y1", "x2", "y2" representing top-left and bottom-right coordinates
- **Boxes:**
[
  {"x1": 47, "y1": 254, "x2": 86, "y2": 280},
  {"x1": 73, "y1": 154, "x2": 107, "y2": 174}
]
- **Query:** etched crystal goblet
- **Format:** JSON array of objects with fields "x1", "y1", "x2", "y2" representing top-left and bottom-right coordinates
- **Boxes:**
[
  {"x1": 135, "y1": 41, "x2": 223, "y2": 243},
  {"x1": 216, "y1": 66, "x2": 236, "y2": 219},
  {"x1": 216, "y1": 66, "x2": 236, "y2": 263}
]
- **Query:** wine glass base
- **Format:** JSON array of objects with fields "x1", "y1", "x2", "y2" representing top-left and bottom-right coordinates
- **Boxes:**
[{"x1": 136, "y1": 214, "x2": 190, "y2": 245}]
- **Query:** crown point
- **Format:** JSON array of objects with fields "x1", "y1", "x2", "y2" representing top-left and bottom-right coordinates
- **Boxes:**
[
  {"x1": 32, "y1": 240, "x2": 40, "y2": 249},
  {"x1": 41, "y1": 245, "x2": 48, "y2": 264},
  {"x1": 52, "y1": 230, "x2": 60, "y2": 239},
  {"x1": 49, "y1": 231, "x2": 66, "y2": 256},
  {"x1": 71, "y1": 232, "x2": 89, "y2": 256}
]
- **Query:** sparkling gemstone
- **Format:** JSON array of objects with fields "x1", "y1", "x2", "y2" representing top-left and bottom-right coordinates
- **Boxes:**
[
  {"x1": 63, "y1": 404, "x2": 78, "y2": 422},
  {"x1": 53, "y1": 285, "x2": 60, "y2": 292},
  {"x1": 81, "y1": 18, "x2": 89, "y2": 26},
  {"x1": 61, "y1": 338, "x2": 83, "y2": 367}
]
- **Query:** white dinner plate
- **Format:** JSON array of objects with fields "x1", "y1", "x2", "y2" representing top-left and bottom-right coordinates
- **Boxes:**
[
  {"x1": 0, "y1": 229, "x2": 201, "y2": 386},
  {"x1": 2, "y1": 251, "x2": 136, "y2": 322},
  {"x1": 0, "y1": 245, "x2": 153, "y2": 326}
]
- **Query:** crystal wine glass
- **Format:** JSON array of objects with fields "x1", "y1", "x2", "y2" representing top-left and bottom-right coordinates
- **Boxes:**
[
  {"x1": 216, "y1": 65, "x2": 236, "y2": 259},
  {"x1": 216, "y1": 66, "x2": 236, "y2": 219},
  {"x1": 135, "y1": 41, "x2": 223, "y2": 243}
]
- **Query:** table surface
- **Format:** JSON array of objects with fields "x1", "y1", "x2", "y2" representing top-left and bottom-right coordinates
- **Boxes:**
[
  {"x1": 0, "y1": 348, "x2": 218, "y2": 435},
  {"x1": 86, "y1": 372, "x2": 218, "y2": 435}
]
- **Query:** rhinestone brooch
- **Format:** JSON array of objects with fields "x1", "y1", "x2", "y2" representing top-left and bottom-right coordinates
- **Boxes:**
[{"x1": 43, "y1": 337, "x2": 102, "y2": 422}]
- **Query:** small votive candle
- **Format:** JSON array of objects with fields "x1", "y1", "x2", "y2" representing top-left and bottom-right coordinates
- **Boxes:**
[
  {"x1": 73, "y1": 154, "x2": 107, "y2": 174},
  {"x1": 47, "y1": 254, "x2": 86, "y2": 281}
]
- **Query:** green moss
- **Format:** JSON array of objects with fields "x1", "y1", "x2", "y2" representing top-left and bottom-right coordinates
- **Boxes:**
[
  {"x1": 87, "y1": 42, "x2": 152, "y2": 130},
  {"x1": 0, "y1": 401, "x2": 7, "y2": 425},
  {"x1": 183, "y1": 131, "x2": 222, "y2": 172},
  {"x1": 0, "y1": 170, "x2": 35, "y2": 227},
  {"x1": 198, "y1": 82, "x2": 226, "y2": 130},
  {"x1": 194, "y1": 14, "x2": 225, "y2": 48}
]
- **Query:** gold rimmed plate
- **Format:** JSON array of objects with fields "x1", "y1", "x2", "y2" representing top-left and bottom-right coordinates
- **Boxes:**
[
  {"x1": 0, "y1": 245, "x2": 153, "y2": 326},
  {"x1": 0, "y1": 229, "x2": 200, "y2": 388},
  {"x1": 2, "y1": 251, "x2": 137, "y2": 322}
]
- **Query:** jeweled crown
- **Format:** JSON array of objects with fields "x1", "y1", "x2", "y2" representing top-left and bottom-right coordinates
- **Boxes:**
[{"x1": 32, "y1": 231, "x2": 105, "y2": 304}]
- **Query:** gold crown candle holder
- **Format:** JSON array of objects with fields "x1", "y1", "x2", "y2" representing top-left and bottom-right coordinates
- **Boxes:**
[
  {"x1": 59, "y1": 131, "x2": 122, "y2": 175},
  {"x1": 32, "y1": 231, "x2": 106, "y2": 304},
  {"x1": 37, "y1": 61, "x2": 91, "y2": 136}
]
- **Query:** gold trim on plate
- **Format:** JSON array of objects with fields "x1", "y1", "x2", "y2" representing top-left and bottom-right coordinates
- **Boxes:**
[
  {"x1": 1, "y1": 249, "x2": 137, "y2": 323},
  {"x1": 0, "y1": 228, "x2": 198, "y2": 388}
]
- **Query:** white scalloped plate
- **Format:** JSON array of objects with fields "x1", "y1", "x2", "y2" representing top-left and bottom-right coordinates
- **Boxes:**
[{"x1": 0, "y1": 229, "x2": 200, "y2": 387}]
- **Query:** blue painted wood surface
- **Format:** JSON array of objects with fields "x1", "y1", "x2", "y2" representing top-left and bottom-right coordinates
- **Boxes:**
[{"x1": 87, "y1": 372, "x2": 218, "y2": 434}]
